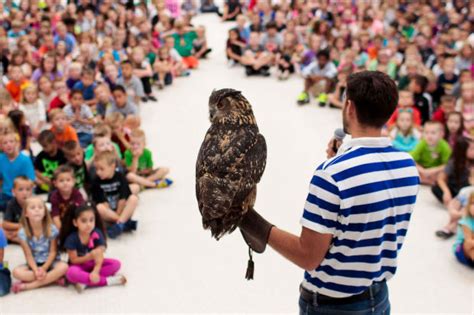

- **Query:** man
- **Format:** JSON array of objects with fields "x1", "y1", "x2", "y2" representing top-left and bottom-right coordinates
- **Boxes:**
[
  {"x1": 240, "y1": 71, "x2": 420, "y2": 314},
  {"x1": 297, "y1": 49, "x2": 337, "y2": 107}
]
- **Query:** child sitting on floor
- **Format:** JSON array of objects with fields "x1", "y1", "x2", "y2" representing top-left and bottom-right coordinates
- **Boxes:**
[
  {"x1": 410, "y1": 121, "x2": 452, "y2": 185},
  {"x1": 90, "y1": 151, "x2": 139, "y2": 239},
  {"x1": 59, "y1": 204, "x2": 126, "y2": 293},
  {"x1": 49, "y1": 109, "x2": 79, "y2": 149},
  {"x1": 62, "y1": 140, "x2": 90, "y2": 195},
  {"x1": 63, "y1": 89, "x2": 95, "y2": 148},
  {"x1": 50, "y1": 165, "x2": 85, "y2": 229},
  {"x1": 125, "y1": 129, "x2": 172, "y2": 189},
  {"x1": 390, "y1": 109, "x2": 421, "y2": 152},
  {"x1": 34, "y1": 130, "x2": 67, "y2": 193},
  {"x1": 11, "y1": 196, "x2": 68, "y2": 294},
  {"x1": 2, "y1": 177, "x2": 33, "y2": 243}
]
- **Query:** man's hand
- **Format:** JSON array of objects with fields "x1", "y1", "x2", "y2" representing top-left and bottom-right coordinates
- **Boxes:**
[
  {"x1": 239, "y1": 209, "x2": 273, "y2": 253},
  {"x1": 326, "y1": 138, "x2": 342, "y2": 158}
]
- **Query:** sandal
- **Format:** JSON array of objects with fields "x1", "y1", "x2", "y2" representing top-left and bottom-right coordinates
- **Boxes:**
[{"x1": 435, "y1": 229, "x2": 454, "y2": 239}]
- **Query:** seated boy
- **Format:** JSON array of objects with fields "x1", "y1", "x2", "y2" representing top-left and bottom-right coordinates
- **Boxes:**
[
  {"x1": 297, "y1": 49, "x2": 337, "y2": 106},
  {"x1": 432, "y1": 95, "x2": 456, "y2": 125},
  {"x1": 34, "y1": 130, "x2": 67, "y2": 193},
  {"x1": 49, "y1": 108, "x2": 79, "y2": 149},
  {"x1": 106, "y1": 85, "x2": 138, "y2": 118},
  {"x1": 241, "y1": 32, "x2": 272, "y2": 77},
  {"x1": 2, "y1": 176, "x2": 33, "y2": 243},
  {"x1": 84, "y1": 123, "x2": 122, "y2": 164},
  {"x1": 63, "y1": 89, "x2": 95, "y2": 148},
  {"x1": 72, "y1": 68, "x2": 97, "y2": 107},
  {"x1": 62, "y1": 140, "x2": 90, "y2": 195},
  {"x1": 125, "y1": 129, "x2": 172, "y2": 188},
  {"x1": 91, "y1": 151, "x2": 139, "y2": 239},
  {"x1": 410, "y1": 121, "x2": 452, "y2": 185},
  {"x1": 0, "y1": 131, "x2": 35, "y2": 212},
  {"x1": 116, "y1": 60, "x2": 145, "y2": 106},
  {"x1": 50, "y1": 165, "x2": 85, "y2": 229}
]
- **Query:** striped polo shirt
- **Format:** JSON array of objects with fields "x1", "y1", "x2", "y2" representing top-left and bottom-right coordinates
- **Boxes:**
[{"x1": 300, "y1": 137, "x2": 420, "y2": 298}]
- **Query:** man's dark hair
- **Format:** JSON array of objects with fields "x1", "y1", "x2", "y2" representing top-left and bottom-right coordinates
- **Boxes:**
[
  {"x1": 112, "y1": 85, "x2": 127, "y2": 94},
  {"x1": 346, "y1": 71, "x2": 398, "y2": 128},
  {"x1": 38, "y1": 129, "x2": 56, "y2": 146},
  {"x1": 316, "y1": 49, "x2": 330, "y2": 60}
]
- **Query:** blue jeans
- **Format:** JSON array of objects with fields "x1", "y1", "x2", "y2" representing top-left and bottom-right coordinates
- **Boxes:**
[
  {"x1": 0, "y1": 268, "x2": 12, "y2": 297},
  {"x1": 77, "y1": 132, "x2": 93, "y2": 148},
  {"x1": 299, "y1": 282, "x2": 390, "y2": 315}
]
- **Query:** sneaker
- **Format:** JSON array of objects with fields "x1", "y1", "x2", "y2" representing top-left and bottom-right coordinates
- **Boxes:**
[
  {"x1": 260, "y1": 68, "x2": 271, "y2": 77},
  {"x1": 227, "y1": 60, "x2": 236, "y2": 68},
  {"x1": 245, "y1": 67, "x2": 254, "y2": 76},
  {"x1": 74, "y1": 283, "x2": 86, "y2": 293},
  {"x1": 296, "y1": 92, "x2": 310, "y2": 105},
  {"x1": 156, "y1": 178, "x2": 173, "y2": 188},
  {"x1": 180, "y1": 70, "x2": 191, "y2": 77},
  {"x1": 318, "y1": 93, "x2": 328, "y2": 107},
  {"x1": 148, "y1": 95, "x2": 158, "y2": 102},
  {"x1": 124, "y1": 219, "x2": 138, "y2": 232},
  {"x1": 435, "y1": 229, "x2": 454, "y2": 239},
  {"x1": 141, "y1": 97, "x2": 148, "y2": 103},
  {"x1": 107, "y1": 224, "x2": 123, "y2": 239}
]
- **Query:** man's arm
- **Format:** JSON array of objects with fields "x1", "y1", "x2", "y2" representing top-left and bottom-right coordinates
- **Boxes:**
[{"x1": 268, "y1": 227, "x2": 332, "y2": 271}]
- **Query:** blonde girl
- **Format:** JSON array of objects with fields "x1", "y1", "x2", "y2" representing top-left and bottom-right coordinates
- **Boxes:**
[
  {"x1": 390, "y1": 109, "x2": 421, "y2": 152},
  {"x1": 12, "y1": 197, "x2": 68, "y2": 293},
  {"x1": 18, "y1": 84, "x2": 46, "y2": 138}
]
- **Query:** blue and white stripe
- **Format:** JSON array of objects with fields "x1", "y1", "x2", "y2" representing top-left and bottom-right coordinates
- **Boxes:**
[{"x1": 301, "y1": 137, "x2": 419, "y2": 298}]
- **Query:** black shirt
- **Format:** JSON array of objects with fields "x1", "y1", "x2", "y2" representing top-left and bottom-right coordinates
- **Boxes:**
[
  {"x1": 64, "y1": 228, "x2": 106, "y2": 257},
  {"x1": 4, "y1": 198, "x2": 22, "y2": 223},
  {"x1": 34, "y1": 150, "x2": 67, "y2": 179},
  {"x1": 91, "y1": 170, "x2": 131, "y2": 210}
]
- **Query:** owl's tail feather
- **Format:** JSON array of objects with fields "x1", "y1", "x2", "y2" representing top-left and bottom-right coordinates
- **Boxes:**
[{"x1": 245, "y1": 247, "x2": 254, "y2": 280}]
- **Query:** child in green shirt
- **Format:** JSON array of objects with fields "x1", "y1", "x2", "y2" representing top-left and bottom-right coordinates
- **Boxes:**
[
  {"x1": 124, "y1": 129, "x2": 172, "y2": 189},
  {"x1": 410, "y1": 121, "x2": 452, "y2": 185}
]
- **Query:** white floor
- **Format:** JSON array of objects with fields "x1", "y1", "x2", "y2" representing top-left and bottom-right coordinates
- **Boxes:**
[{"x1": 1, "y1": 13, "x2": 473, "y2": 314}]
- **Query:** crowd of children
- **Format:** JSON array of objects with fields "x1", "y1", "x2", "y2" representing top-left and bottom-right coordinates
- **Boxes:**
[
  {"x1": 0, "y1": 0, "x2": 217, "y2": 296},
  {"x1": 0, "y1": 0, "x2": 473, "y2": 299},
  {"x1": 222, "y1": 0, "x2": 473, "y2": 269}
]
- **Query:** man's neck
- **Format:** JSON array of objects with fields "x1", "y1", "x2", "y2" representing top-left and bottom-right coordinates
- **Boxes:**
[{"x1": 349, "y1": 127, "x2": 383, "y2": 139}]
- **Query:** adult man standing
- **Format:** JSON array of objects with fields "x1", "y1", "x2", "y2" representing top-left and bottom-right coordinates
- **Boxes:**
[{"x1": 240, "y1": 71, "x2": 420, "y2": 314}]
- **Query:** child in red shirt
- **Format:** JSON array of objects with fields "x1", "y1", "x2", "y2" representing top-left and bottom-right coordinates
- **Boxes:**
[{"x1": 432, "y1": 95, "x2": 456, "y2": 125}]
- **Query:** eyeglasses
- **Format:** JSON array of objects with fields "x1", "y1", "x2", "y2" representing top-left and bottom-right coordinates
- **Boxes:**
[{"x1": 398, "y1": 108, "x2": 413, "y2": 114}]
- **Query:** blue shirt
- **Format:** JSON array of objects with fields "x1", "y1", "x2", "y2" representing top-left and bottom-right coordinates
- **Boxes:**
[
  {"x1": 54, "y1": 33, "x2": 77, "y2": 53},
  {"x1": 300, "y1": 137, "x2": 419, "y2": 298},
  {"x1": 454, "y1": 216, "x2": 474, "y2": 253},
  {"x1": 73, "y1": 81, "x2": 97, "y2": 101},
  {"x1": 0, "y1": 152, "x2": 35, "y2": 196},
  {"x1": 18, "y1": 225, "x2": 59, "y2": 264},
  {"x1": 0, "y1": 229, "x2": 6, "y2": 269}
]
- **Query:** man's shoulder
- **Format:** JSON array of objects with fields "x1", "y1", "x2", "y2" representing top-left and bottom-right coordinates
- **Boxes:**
[{"x1": 320, "y1": 145, "x2": 416, "y2": 177}]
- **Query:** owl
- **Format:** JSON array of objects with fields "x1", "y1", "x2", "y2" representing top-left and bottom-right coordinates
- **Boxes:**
[{"x1": 196, "y1": 89, "x2": 267, "y2": 240}]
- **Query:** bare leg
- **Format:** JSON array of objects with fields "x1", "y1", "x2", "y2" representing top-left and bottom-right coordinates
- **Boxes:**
[
  {"x1": 146, "y1": 167, "x2": 170, "y2": 182},
  {"x1": 118, "y1": 195, "x2": 138, "y2": 223},
  {"x1": 126, "y1": 172, "x2": 156, "y2": 188},
  {"x1": 13, "y1": 265, "x2": 37, "y2": 282},
  {"x1": 97, "y1": 203, "x2": 120, "y2": 223},
  {"x1": 22, "y1": 262, "x2": 68, "y2": 291}
]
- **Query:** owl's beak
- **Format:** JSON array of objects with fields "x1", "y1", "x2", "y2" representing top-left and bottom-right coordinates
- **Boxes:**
[{"x1": 209, "y1": 107, "x2": 216, "y2": 121}]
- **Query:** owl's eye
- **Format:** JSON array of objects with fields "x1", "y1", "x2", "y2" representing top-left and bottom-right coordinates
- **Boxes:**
[{"x1": 217, "y1": 103, "x2": 224, "y2": 109}]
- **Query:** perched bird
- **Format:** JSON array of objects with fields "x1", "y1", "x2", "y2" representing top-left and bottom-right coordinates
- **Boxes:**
[{"x1": 196, "y1": 89, "x2": 267, "y2": 241}]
